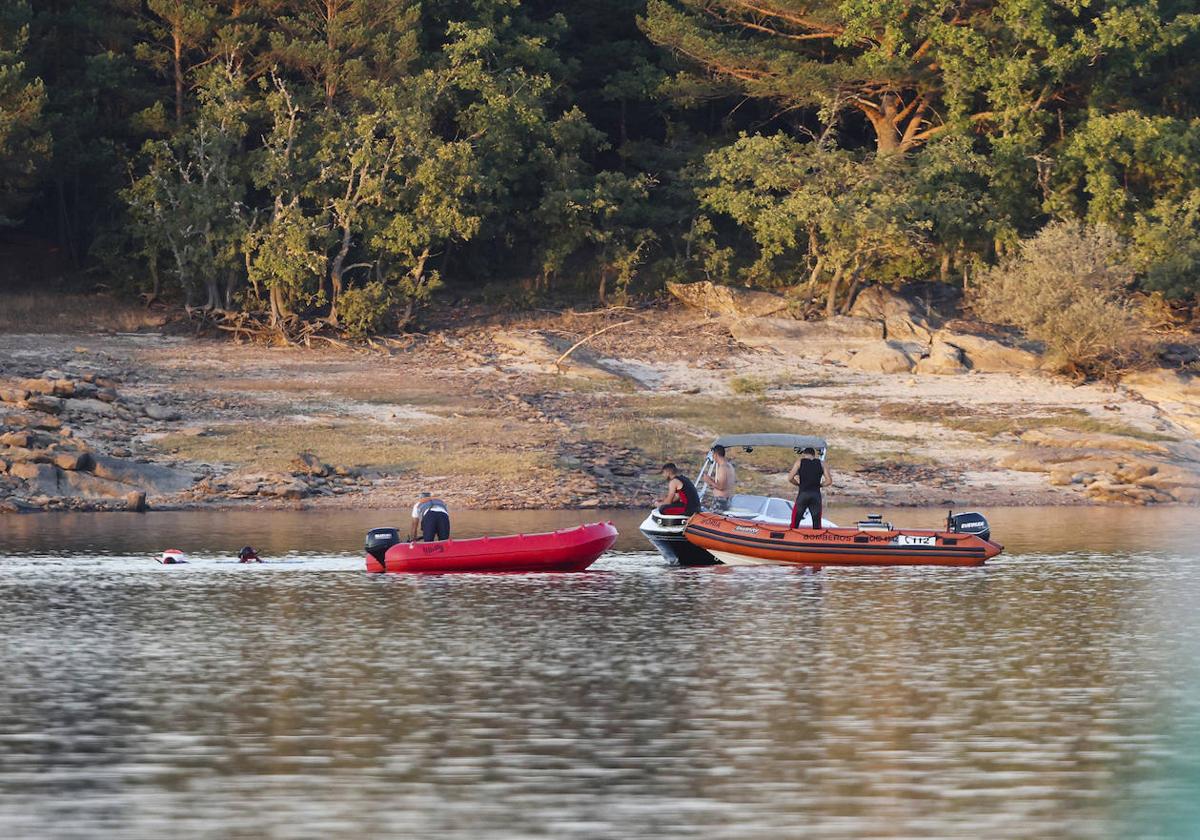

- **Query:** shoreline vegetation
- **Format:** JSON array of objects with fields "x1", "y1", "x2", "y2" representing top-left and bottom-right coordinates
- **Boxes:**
[
  {"x1": 2, "y1": 1, "x2": 1200, "y2": 512},
  {"x1": 1, "y1": 285, "x2": 1197, "y2": 514}
]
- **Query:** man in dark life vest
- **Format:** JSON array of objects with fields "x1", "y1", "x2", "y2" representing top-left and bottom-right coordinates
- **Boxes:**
[
  {"x1": 658, "y1": 462, "x2": 701, "y2": 516},
  {"x1": 238, "y1": 546, "x2": 262, "y2": 563},
  {"x1": 788, "y1": 447, "x2": 833, "y2": 529},
  {"x1": 410, "y1": 491, "x2": 451, "y2": 542}
]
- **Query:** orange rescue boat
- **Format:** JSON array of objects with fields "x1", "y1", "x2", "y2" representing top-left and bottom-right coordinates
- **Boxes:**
[{"x1": 684, "y1": 511, "x2": 1003, "y2": 567}]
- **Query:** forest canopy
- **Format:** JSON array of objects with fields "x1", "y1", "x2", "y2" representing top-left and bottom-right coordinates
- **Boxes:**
[{"x1": 2, "y1": 0, "x2": 1200, "y2": 331}]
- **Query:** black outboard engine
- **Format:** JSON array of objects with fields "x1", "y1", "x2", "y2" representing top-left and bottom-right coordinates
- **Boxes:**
[
  {"x1": 365, "y1": 527, "x2": 401, "y2": 563},
  {"x1": 947, "y1": 511, "x2": 991, "y2": 543}
]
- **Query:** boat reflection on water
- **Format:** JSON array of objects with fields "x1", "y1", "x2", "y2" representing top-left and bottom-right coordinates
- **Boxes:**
[{"x1": 1, "y1": 507, "x2": 1199, "y2": 837}]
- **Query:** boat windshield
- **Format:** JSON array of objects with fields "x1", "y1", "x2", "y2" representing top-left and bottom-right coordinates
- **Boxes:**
[{"x1": 723, "y1": 494, "x2": 793, "y2": 522}]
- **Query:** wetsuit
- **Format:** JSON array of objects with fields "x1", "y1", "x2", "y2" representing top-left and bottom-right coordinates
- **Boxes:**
[
  {"x1": 791, "y1": 459, "x2": 824, "y2": 529},
  {"x1": 660, "y1": 474, "x2": 700, "y2": 517},
  {"x1": 414, "y1": 498, "x2": 451, "y2": 541}
]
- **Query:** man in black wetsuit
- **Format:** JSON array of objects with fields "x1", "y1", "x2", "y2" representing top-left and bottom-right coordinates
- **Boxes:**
[
  {"x1": 658, "y1": 462, "x2": 701, "y2": 517},
  {"x1": 787, "y1": 447, "x2": 833, "y2": 529}
]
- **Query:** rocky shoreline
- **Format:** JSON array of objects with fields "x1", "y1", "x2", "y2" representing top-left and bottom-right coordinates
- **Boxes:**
[{"x1": 1, "y1": 291, "x2": 1198, "y2": 514}]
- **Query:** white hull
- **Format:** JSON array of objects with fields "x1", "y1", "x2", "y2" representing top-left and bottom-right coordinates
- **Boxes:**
[{"x1": 710, "y1": 550, "x2": 790, "y2": 567}]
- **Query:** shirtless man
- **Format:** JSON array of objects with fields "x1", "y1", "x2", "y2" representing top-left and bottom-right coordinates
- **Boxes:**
[{"x1": 707, "y1": 444, "x2": 736, "y2": 512}]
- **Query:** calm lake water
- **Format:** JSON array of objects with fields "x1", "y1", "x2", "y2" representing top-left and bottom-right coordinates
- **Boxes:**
[{"x1": 2, "y1": 506, "x2": 1199, "y2": 839}]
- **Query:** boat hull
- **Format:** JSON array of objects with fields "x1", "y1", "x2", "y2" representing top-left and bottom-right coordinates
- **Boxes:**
[
  {"x1": 684, "y1": 512, "x2": 1002, "y2": 567},
  {"x1": 367, "y1": 522, "x2": 618, "y2": 574},
  {"x1": 640, "y1": 527, "x2": 718, "y2": 566}
]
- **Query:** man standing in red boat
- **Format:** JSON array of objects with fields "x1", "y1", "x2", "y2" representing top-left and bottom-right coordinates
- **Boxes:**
[
  {"x1": 788, "y1": 447, "x2": 833, "y2": 529},
  {"x1": 410, "y1": 491, "x2": 451, "y2": 542},
  {"x1": 658, "y1": 463, "x2": 701, "y2": 517}
]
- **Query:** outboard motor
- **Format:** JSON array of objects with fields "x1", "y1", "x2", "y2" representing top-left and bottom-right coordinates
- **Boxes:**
[
  {"x1": 365, "y1": 527, "x2": 401, "y2": 564},
  {"x1": 947, "y1": 511, "x2": 991, "y2": 543},
  {"x1": 856, "y1": 513, "x2": 892, "y2": 531}
]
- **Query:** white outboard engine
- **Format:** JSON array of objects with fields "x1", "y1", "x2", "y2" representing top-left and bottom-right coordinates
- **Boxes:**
[
  {"x1": 365, "y1": 527, "x2": 401, "y2": 563},
  {"x1": 947, "y1": 511, "x2": 991, "y2": 543}
]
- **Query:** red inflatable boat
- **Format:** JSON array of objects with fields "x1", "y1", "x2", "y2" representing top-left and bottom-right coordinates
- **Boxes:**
[{"x1": 364, "y1": 521, "x2": 619, "y2": 573}]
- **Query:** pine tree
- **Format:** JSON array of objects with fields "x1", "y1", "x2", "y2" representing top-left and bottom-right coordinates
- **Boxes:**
[{"x1": 0, "y1": 0, "x2": 49, "y2": 226}]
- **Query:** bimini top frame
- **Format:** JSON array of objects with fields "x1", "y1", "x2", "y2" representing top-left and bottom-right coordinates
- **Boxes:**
[
  {"x1": 709, "y1": 433, "x2": 827, "y2": 454},
  {"x1": 695, "y1": 433, "x2": 828, "y2": 502}
]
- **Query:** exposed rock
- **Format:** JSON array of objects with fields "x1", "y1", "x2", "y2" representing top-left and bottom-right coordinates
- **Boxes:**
[
  {"x1": 91, "y1": 455, "x2": 198, "y2": 495},
  {"x1": 731, "y1": 316, "x2": 885, "y2": 359},
  {"x1": 52, "y1": 451, "x2": 95, "y2": 472},
  {"x1": 4, "y1": 412, "x2": 62, "y2": 430},
  {"x1": 63, "y1": 397, "x2": 120, "y2": 416},
  {"x1": 268, "y1": 479, "x2": 309, "y2": 500},
  {"x1": 292, "y1": 451, "x2": 330, "y2": 477},
  {"x1": 848, "y1": 285, "x2": 922, "y2": 321},
  {"x1": 2, "y1": 447, "x2": 50, "y2": 465},
  {"x1": 666, "y1": 280, "x2": 789, "y2": 318},
  {"x1": 935, "y1": 330, "x2": 1041, "y2": 373},
  {"x1": 19, "y1": 378, "x2": 74, "y2": 397},
  {"x1": 1169, "y1": 486, "x2": 1200, "y2": 504},
  {"x1": 143, "y1": 403, "x2": 181, "y2": 421},
  {"x1": 884, "y1": 315, "x2": 933, "y2": 346},
  {"x1": 95, "y1": 387, "x2": 119, "y2": 403},
  {"x1": 0, "y1": 388, "x2": 29, "y2": 404},
  {"x1": 21, "y1": 395, "x2": 64, "y2": 414},
  {"x1": 11, "y1": 462, "x2": 61, "y2": 495},
  {"x1": 916, "y1": 339, "x2": 969, "y2": 375},
  {"x1": 1133, "y1": 463, "x2": 1200, "y2": 493},
  {"x1": 493, "y1": 330, "x2": 624, "y2": 381},
  {"x1": 1121, "y1": 368, "x2": 1200, "y2": 436},
  {"x1": 0, "y1": 431, "x2": 32, "y2": 448},
  {"x1": 59, "y1": 470, "x2": 140, "y2": 500},
  {"x1": 820, "y1": 348, "x2": 857, "y2": 366},
  {"x1": 125, "y1": 490, "x2": 148, "y2": 512},
  {"x1": 848, "y1": 342, "x2": 915, "y2": 374}
]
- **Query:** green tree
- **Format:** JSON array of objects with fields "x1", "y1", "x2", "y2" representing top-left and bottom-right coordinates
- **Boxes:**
[
  {"x1": 700, "y1": 134, "x2": 927, "y2": 314},
  {"x1": 641, "y1": 0, "x2": 1198, "y2": 156},
  {"x1": 0, "y1": 0, "x2": 48, "y2": 226},
  {"x1": 124, "y1": 56, "x2": 249, "y2": 308}
]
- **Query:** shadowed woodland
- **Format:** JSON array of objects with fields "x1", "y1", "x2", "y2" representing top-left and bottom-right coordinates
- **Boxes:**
[{"x1": 2, "y1": 0, "x2": 1200, "y2": 361}]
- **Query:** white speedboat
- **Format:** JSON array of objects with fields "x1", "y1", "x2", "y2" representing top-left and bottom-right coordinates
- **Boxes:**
[{"x1": 638, "y1": 433, "x2": 836, "y2": 565}]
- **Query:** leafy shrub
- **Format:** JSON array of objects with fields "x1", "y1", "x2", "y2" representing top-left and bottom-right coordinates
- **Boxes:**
[
  {"x1": 972, "y1": 221, "x2": 1144, "y2": 376},
  {"x1": 337, "y1": 282, "x2": 397, "y2": 338}
]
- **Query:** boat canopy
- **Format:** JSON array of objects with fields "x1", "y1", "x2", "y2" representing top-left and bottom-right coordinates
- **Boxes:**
[{"x1": 710, "y1": 433, "x2": 827, "y2": 452}]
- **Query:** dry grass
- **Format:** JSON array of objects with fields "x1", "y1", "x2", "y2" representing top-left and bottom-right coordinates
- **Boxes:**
[
  {"x1": 729, "y1": 375, "x2": 768, "y2": 395},
  {"x1": 152, "y1": 418, "x2": 553, "y2": 478},
  {"x1": 871, "y1": 401, "x2": 1175, "y2": 442},
  {"x1": 0, "y1": 293, "x2": 170, "y2": 333},
  {"x1": 204, "y1": 375, "x2": 484, "y2": 410}
]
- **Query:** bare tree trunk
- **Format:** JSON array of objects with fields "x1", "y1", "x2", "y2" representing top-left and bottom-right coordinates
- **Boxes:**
[
  {"x1": 825, "y1": 265, "x2": 845, "y2": 318},
  {"x1": 204, "y1": 276, "x2": 220, "y2": 310},
  {"x1": 328, "y1": 223, "x2": 352, "y2": 324},
  {"x1": 224, "y1": 269, "x2": 238, "y2": 310},
  {"x1": 841, "y1": 270, "x2": 863, "y2": 315},
  {"x1": 173, "y1": 29, "x2": 184, "y2": 127},
  {"x1": 269, "y1": 283, "x2": 290, "y2": 326},
  {"x1": 939, "y1": 249, "x2": 951, "y2": 283}
]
